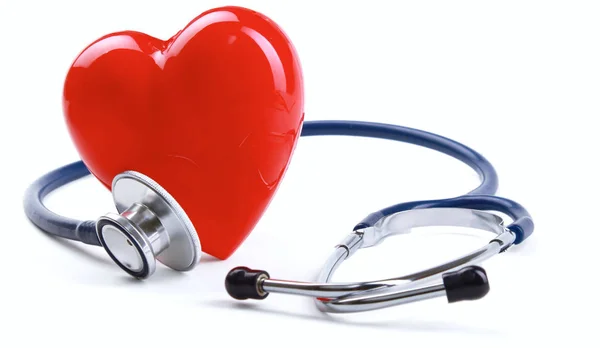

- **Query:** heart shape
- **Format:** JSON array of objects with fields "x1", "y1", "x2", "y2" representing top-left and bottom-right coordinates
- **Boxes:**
[{"x1": 63, "y1": 6, "x2": 304, "y2": 260}]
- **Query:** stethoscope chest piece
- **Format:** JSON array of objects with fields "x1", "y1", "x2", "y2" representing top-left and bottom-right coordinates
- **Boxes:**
[{"x1": 96, "y1": 171, "x2": 202, "y2": 279}]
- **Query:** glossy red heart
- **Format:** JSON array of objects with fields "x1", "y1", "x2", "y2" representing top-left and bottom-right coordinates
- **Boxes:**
[{"x1": 63, "y1": 6, "x2": 304, "y2": 260}]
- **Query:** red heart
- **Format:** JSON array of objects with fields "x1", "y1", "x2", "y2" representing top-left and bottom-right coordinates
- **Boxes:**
[{"x1": 63, "y1": 6, "x2": 304, "y2": 260}]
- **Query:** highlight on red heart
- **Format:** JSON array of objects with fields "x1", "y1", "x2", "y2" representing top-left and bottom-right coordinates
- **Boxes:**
[{"x1": 62, "y1": 6, "x2": 305, "y2": 260}]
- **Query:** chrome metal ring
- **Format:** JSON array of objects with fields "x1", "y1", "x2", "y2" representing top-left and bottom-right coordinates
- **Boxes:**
[
  {"x1": 96, "y1": 170, "x2": 202, "y2": 279},
  {"x1": 96, "y1": 213, "x2": 156, "y2": 278}
]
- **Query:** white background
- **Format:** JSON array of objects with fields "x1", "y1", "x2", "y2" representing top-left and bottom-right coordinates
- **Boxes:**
[{"x1": 1, "y1": 0, "x2": 598, "y2": 347}]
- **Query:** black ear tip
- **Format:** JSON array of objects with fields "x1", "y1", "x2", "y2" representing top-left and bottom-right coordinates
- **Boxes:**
[
  {"x1": 443, "y1": 266, "x2": 490, "y2": 303},
  {"x1": 225, "y1": 266, "x2": 270, "y2": 300}
]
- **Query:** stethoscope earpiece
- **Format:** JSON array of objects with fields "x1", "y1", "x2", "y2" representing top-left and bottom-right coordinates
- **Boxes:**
[
  {"x1": 96, "y1": 171, "x2": 202, "y2": 279},
  {"x1": 442, "y1": 266, "x2": 490, "y2": 303},
  {"x1": 225, "y1": 267, "x2": 271, "y2": 300}
]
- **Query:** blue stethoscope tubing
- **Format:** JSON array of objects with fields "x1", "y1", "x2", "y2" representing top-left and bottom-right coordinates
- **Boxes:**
[{"x1": 23, "y1": 120, "x2": 533, "y2": 248}]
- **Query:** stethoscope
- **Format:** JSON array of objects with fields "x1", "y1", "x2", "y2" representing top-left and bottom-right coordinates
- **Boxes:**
[{"x1": 24, "y1": 120, "x2": 533, "y2": 313}]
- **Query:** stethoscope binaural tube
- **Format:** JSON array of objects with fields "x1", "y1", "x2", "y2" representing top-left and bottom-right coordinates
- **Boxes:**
[{"x1": 23, "y1": 121, "x2": 533, "y2": 286}]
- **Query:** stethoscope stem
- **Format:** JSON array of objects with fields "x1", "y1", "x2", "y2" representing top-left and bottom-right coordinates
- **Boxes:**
[
  {"x1": 324, "y1": 282, "x2": 447, "y2": 309},
  {"x1": 261, "y1": 279, "x2": 387, "y2": 298}
]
